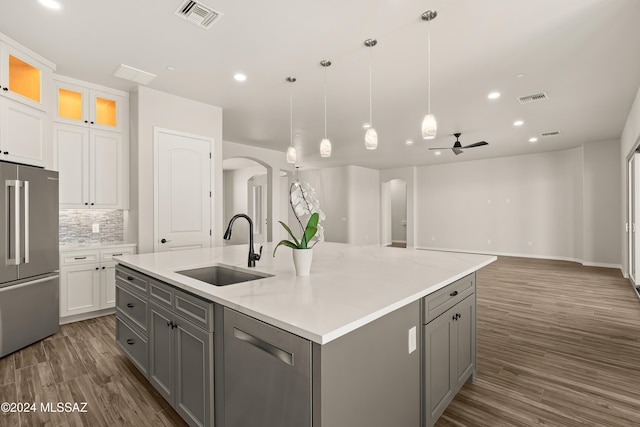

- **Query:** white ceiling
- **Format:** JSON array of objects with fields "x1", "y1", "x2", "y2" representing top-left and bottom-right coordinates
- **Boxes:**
[{"x1": 4, "y1": 0, "x2": 640, "y2": 170}]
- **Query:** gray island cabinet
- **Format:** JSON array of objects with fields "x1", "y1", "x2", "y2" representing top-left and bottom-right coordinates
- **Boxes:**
[{"x1": 113, "y1": 242, "x2": 495, "y2": 427}]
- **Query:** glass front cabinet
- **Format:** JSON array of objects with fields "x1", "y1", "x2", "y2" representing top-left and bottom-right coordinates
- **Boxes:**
[
  {"x1": 54, "y1": 78, "x2": 126, "y2": 133},
  {"x1": 0, "y1": 42, "x2": 52, "y2": 112}
]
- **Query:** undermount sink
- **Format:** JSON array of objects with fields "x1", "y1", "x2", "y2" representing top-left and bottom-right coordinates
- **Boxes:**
[{"x1": 176, "y1": 264, "x2": 272, "y2": 286}]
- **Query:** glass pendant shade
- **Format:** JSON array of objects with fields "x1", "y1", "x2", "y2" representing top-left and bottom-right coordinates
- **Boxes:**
[
  {"x1": 365, "y1": 128, "x2": 378, "y2": 150},
  {"x1": 320, "y1": 138, "x2": 332, "y2": 157},
  {"x1": 421, "y1": 113, "x2": 437, "y2": 139},
  {"x1": 286, "y1": 146, "x2": 297, "y2": 164}
]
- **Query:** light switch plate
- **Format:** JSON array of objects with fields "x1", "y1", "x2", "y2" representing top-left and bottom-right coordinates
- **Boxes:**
[{"x1": 408, "y1": 326, "x2": 417, "y2": 354}]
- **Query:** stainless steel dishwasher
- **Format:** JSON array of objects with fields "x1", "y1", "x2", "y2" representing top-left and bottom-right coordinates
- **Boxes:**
[{"x1": 223, "y1": 307, "x2": 312, "y2": 427}]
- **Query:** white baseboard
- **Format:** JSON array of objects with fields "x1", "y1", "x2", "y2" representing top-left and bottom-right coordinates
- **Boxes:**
[
  {"x1": 59, "y1": 308, "x2": 116, "y2": 325},
  {"x1": 414, "y1": 246, "x2": 622, "y2": 271}
]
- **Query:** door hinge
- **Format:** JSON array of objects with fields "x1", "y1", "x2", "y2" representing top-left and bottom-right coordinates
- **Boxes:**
[
  {"x1": 209, "y1": 152, "x2": 212, "y2": 159},
  {"x1": 209, "y1": 191, "x2": 212, "y2": 198},
  {"x1": 209, "y1": 229, "x2": 212, "y2": 236}
]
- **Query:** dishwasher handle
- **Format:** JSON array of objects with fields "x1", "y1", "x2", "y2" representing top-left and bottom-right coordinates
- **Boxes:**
[{"x1": 233, "y1": 327, "x2": 294, "y2": 366}]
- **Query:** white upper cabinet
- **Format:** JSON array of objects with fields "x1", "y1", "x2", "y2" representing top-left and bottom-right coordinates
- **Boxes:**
[
  {"x1": 54, "y1": 76, "x2": 127, "y2": 133},
  {"x1": 0, "y1": 99, "x2": 46, "y2": 167},
  {"x1": 0, "y1": 41, "x2": 53, "y2": 112},
  {"x1": 54, "y1": 123, "x2": 127, "y2": 209}
]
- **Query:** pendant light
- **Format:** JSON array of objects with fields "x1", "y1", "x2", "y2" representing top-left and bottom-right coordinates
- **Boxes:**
[
  {"x1": 421, "y1": 10, "x2": 438, "y2": 140},
  {"x1": 364, "y1": 38, "x2": 378, "y2": 150},
  {"x1": 286, "y1": 77, "x2": 297, "y2": 164},
  {"x1": 319, "y1": 60, "x2": 332, "y2": 158}
]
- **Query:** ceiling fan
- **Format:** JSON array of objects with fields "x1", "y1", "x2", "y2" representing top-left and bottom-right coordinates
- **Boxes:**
[{"x1": 429, "y1": 133, "x2": 489, "y2": 155}]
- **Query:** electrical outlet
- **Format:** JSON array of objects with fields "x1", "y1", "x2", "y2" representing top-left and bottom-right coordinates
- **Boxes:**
[{"x1": 92, "y1": 223, "x2": 100, "y2": 233}]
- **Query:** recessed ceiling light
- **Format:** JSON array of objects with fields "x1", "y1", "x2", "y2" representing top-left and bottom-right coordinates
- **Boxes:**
[
  {"x1": 167, "y1": 66, "x2": 176, "y2": 71},
  {"x1": 529, "y1": 137, "x2": 538, "y2": 143},
  {"x1": 434, "y1": 151, "x2": 441, "y2": 156},
  {"x1": 488, "y1": 92, "x2": 501, "y2": 100},
  {"x1": 233, "y1": 73, "x2": 247, "y2": 82},
  {"x1": 513, "y1": 120, "x2": 524, "y2": 126},
  {"x1": 515, "y1": 73, "x2": 525, "y2": 79},
  {"x1": 405, "y1": 139, "x2": 414, "y2": 146},
  {"x1": 39, "y1": 0, "x2": 62, "y2": 9},
  {"x1": 363, "y1": 122, "x2": 371, "y2": 129}
]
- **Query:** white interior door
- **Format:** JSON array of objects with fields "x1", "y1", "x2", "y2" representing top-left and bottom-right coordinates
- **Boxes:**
[{"x1": 154, "y1": 128, "x2": 212, "y2": 252}]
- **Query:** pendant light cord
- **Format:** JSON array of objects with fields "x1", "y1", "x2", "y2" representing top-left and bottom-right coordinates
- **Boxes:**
[
  {"x1": 324, "y1": 65, "x2": 328, "y2": 138},
  {"x1": 427, "y1": 19, "x2": 431, "y2": 114},
  {"x1": 290, "y1": 82, "x2": 293, "y2": 148},
  {"x1": 369, "y1": 45, "x2": 373, "y2": 127}
]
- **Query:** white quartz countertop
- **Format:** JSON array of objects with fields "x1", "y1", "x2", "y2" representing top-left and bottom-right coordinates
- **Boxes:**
[{"x1": 116, "y1": 242, "x2": 496, "y2": 345}]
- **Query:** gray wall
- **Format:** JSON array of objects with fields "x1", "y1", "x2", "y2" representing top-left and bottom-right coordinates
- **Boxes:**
[{"x1": 380, "y1": 141, "x2": 622, "y2": 268}]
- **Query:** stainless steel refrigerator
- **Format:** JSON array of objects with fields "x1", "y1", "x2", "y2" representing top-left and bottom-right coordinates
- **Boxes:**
[{"x1": 0, "y1": 162, "x2": 59, "y2": 358}]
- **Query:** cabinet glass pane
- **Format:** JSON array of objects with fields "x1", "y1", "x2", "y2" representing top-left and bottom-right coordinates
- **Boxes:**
[
  {"x1": 58, "y1": 88, "x2": 83, "y2": 120},
  {"x1": 95, "y1": 96, "x2": 117, "y2": 127},
  {"x1": 9, "y1": 55, "x2": 41, "y2": 103}
]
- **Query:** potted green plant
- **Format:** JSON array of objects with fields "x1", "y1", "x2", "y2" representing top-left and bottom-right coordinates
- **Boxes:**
[{"x1": 273, "y1": 180, "x2": 324, "y2": 276}]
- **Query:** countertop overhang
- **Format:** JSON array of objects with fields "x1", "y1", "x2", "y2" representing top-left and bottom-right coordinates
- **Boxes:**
[{"x1": 116, "y1": 242, "x2": 496, "y2": 344}]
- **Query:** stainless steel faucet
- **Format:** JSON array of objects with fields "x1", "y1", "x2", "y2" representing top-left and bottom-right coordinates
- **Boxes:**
[{"x1": 223, "y1": 214, "x2": 262, "y2": 267}]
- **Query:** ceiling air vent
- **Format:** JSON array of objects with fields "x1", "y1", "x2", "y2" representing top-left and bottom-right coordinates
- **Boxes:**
[
  {"x1": 517, "y1": 92, "x2": 548, "y2": 104},
  {"x1": 175, "y1": 0, "x2": 222, "y2": 29},
  {"x1": 541, "y1": 131, "x2": 561, "y2": 138}
]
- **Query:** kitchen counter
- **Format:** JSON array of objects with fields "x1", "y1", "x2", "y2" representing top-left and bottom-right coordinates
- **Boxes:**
[
  {"x1": 116, "y1": 242, "x2": 495, "y2": 344},
  {"x1": 60, "y1": 241, "x2": 138, "y2": 250}
]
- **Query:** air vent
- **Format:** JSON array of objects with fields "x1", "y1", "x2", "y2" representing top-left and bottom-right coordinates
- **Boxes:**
[
  {"x1": 518, "y1": 92, "x2": 548, "y2": 104},
  {"x1": 540, "y1": 131, "x2": 560, "y2": 138},
  {"x1": 113, "y1": 64, "x2": 156, "y2": 85},
  {"x1": 175, "y1": 0, "x2": 222, "y2": 29}
]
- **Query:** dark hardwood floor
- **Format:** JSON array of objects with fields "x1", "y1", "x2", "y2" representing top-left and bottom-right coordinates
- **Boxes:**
[
  {"x1": 437, "y1": 256, "x2": 640, "y2": 427},
  {"x1": 0, "y1": 256, "x2": 638, "y2": 426}
]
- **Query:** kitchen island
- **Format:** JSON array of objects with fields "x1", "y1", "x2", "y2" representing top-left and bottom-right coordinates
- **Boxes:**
[{"x1": 114, "y1": 242, "x2": 496, "y2": 427}]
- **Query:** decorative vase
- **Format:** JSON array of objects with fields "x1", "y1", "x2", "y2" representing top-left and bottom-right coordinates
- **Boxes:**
[{"x1": 292, "y1": 248, "x2": 313, "y2": 276}]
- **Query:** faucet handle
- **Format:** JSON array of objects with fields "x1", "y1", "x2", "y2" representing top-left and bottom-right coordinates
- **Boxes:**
[{"x1": 255, "y1": 245, "x2": 263, "y2": 261}]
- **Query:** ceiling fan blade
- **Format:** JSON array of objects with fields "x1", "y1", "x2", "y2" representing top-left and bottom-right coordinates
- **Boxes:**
[
  {"x1": 462, "y1": 141, "x2": 488, "y2": 149},
  {"x1": 452, "y1": 147, "x2": 463, "y2": 155},
  {"x1": 428, "y1": 147, "x2": 452, "y2": 150}
]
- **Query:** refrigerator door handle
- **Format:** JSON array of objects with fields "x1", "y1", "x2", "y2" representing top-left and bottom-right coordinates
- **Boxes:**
[
  {"x1": 23, "y1": 180, "x2": 29, "y2": 264},
  {"x1": 5, "y1": 180, "x2": 21, "y2": 266}
]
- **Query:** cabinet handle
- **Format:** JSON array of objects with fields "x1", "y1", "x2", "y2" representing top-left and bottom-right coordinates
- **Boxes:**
[
  {"x1": 127, "y1": 276, "x2": 134, "y2": 281},
  {"x1": 2, "y1": 152, "x2": 7, "y2": 155},
  {"x1": 126, "y1": 303, "x2": 134, "y2": 308},
  {"x1": 452, "y1": 314, "x2": 457, "y2": 321},
  {"x1": 2, "y1": 88, "x2": 7, "y2": 92},
  {"x1": 74, "y1": 256, "x2": 86, "y2": 260},
  {"x1": 95, "y1": 267, "x2": 99, "y2": 270},
  {"x1": 102, "y1": 266, "x2": 105, "y2": 269},
  {"x1": 450, "y1": 291, "x2": 458, "y2": 297},
  {"x1": 167, "y1": 320, "x2": 171, "y2": 327},
  {"x1": 172, "y1": 322, "x2": 177, "y2": 329},
  {"x1": 112, "y1": 253, "x2": 123, "y2": 257},
  {"x1": 233, "y1": 327, "x2": 294, "y2": 366},
  {"x1": 126, "y1": 338, "x2": 135, "y2": 345}
]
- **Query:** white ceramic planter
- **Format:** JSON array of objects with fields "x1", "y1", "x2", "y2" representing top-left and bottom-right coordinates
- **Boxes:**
[{"x1": 293, "y1": 248, "x2": 313, "y2": 276}]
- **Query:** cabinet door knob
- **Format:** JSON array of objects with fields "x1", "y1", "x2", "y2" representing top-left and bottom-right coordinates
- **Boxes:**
[
  {"x1": 90, "y1": 202, "x2": 95, "y2": 206},
  {"x1": 167, "y1": 320, "x2": 172, "y2": 327},
  {"x1": 452, "y1": 315, "x2": 457, "y2": 321},
  {"x1": 450, "y1": 291, "x2": 458, "y2": 297},
  {"x1": 3, "y1": 152, "x2": 8, "y2": 155},
  {"x1": 95, "y1": 267, "x2": 99, "y2": 270},
  {"x1": 126, "y1": 338, "x2": 135, "y2": 345},
  {"x1": 84, "y1": 120, "x2": 88, "y2": 123},
  {"x1": 90, "y1": 121, "x2": 94, "y2": 124},
  {"x1": 127, "y1": 276, "x2": 134, "y2": 281},
  {"x1": 84, "y1": 202, "x2": 89, "y2": 206},
  {"x1": 2, "y1": 87, "x2": 7, "y2": 92},
  {"x1": 126, "y1": 303, "x2": 134, "y2": 308}
]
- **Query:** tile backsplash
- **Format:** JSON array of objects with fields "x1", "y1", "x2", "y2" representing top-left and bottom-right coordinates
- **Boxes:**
[{"x1": 59, "y1": 209, "x2": 124, "y2": 244}]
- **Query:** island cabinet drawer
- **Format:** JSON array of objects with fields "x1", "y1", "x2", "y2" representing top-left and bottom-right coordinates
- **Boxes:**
[
  {"x1": 116, "y1": 284, "x2": 148, "y2": 332},
  {"x1": 174, "y1": 289, "x2": 214, "y2": 332},
  {"x1": 116, "y1": 265, "x2": 149, "y2": 294},
  {"x1": 116, "y1": 317, "x2": 148, "y2": 377},
  {"x1": 149, "y1": 279, "x2": 173, "y2": 309},
  {"x1": 423, "y1": 273, "x2": 475, "y2": 323}
]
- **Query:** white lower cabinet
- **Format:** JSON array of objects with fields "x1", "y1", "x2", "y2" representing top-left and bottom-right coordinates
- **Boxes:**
[{"x1": 60, "y1": 244, "x2": 136, "y2": 321}]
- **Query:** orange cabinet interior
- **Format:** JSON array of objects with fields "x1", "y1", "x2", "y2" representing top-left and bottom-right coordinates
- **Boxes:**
[
  {"x1": 95, "y1": 96, "x2": 116, "y2": 127},
  {"x1": 58, "y1": 88, "x2": 83, "y2": 120},
  {"x1": 9, "y1": 55, "x2": 40, "y2": 103}
]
